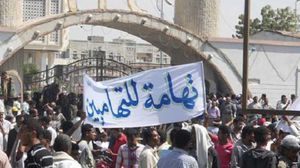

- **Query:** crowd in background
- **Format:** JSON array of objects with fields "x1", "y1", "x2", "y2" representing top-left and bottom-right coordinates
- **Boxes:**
[{"x1": 0, "y1": 82, "x2": 299, "y2": 168}]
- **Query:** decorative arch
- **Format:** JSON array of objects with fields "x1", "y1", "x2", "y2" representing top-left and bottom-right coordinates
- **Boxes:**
[{"x1": 0, "y1": 9, "x2": 242, "y2": 94}]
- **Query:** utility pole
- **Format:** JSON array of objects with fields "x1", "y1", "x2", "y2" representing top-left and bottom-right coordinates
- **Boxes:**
[{"x1": 242, "y1": 0, "x2": 250, "y2": 113}]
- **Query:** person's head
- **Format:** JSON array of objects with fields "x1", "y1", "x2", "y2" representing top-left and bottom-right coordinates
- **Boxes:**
[
  {"x1": 211, "y1": 100, "x2": 217, "y2": 107},
  {"x1": 170, "y1": 129, "x2": 179, "y2": 146},
  {"x1": 268, "y1": 123, "x2": 279, "y2": 140},
  {"x1": 81, "y1": 124, "x2": 96, "y2": 141},
  {"x1": 231, "y1": 94, "x2": 236, "y2": 100},
  {"x1": 53, "y1": 134, "x2": 72, "y2": 154},
  {"x1": 281, "y1": 95, "x2": 287, "y2": 104},
  {"x1": 253, "y1": 96, "x2": 258, "y2": 103},
  {"x1": 233, "y1": 116, "x2": 245, "y2": 131},
  {"x1": 16, "y1": 114, "x2": 24, "y2": 127},
  {"x1": 158, "y1": 130, "x2": 167, "y2": 145},
  {"x1": 5, "y1": 115, "x2": 14, "y2": 124},
  {"x1": 99, "y1": 130, "x2": 108, "y2": 142},
  {"x1": 29, "y1": 108, "x2": 39, "y2": 119},
  {"x1": 41, "y1": 130, "x2": 52, "y2": 149},
  {"x1": 110, "y1": 128, "x2": 123, "y2": 139},
  {"x1": 142, "y1": 127, "x2": 160, "y2": 147},
  {"x1": 241, "y1": 125, "x2": 255, "y2": 143},
  {"x1": 0, "y1": 112, "x2": 4, "y2": 121},
  {"x1": 218, "y1": 125, "x2": 231, "y2": 143},
  {"x1": 278, "y1": 130, "x2": 290, "y2": 142},
  {"x1": 40, "y1": 116, "x2": 51, "y2": 129},
  {"x1": 11, "y1": 106, "x2": 19, "y2": 116},
  {"x1": 173, "y1": 129, "x2": 191, "y2": 150},
  {"x1": 280, "y1": 135, "x2": 300, "y2": 161},
  {"x1": 20, "y1": 118, "x2": 44, "y2": 146},
  {"x1": 125, "y1": 128, "x2": 139, "y2": 147},
  {"x1": 291, "y1": 94, "x2": 296, "y2": 102},
  {"x1": 225, "y1": 96, "x2": 231, "y2": 103},
  {"x1": 254, "y1": 126, "x2": 271, "y2": 146},
  {"x1": 61, "y1": 121, "x2": 74, "y2": 134},
  {"x1": 45, "y1": 108, "x2": 54, "y2": 120},
  {"x1": 261, "y1": 94, "x2": 266, "y2": 99}
]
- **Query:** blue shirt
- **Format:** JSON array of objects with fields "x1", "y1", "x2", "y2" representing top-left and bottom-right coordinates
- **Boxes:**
[{"x1": 157, "y1": 148, "x2": 198, "y2": 168}]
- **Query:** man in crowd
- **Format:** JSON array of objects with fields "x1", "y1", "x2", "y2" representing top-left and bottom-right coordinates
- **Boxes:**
[
  {"x1": 231, "y1": 125, "x2": 255, "y2": 168},
  {"x1": 78, "y1": 124, "x2": 97, "y2": 168},
  {"x1": 109, "y1": 128, "x2": 127, "y2": 168},
  {"x1": 6, "y1": 114, "x2": 24, "y2": 157},
  {"x1": 277, "y1": 135, "x2": 300, "y2": 167},
  {"x1": 40, "y1": 116, "x2": 57, "y2": 147},
  {"x1": 247, "y1": 96, "x2": 262, "y2": 123},
  {"x1": 276, "y1": 95, "x2": 290, "y2": 110},
  {"x1": 116, "y1": 128, "x2": 144, "y2": 168},
  {"x1": 211, "y1": 125, "x2": 233, "y2": 168},
  {"x1": 241, "y1": 126, "x2": 277, "y2": 168},
  {"x1": 230, "y1": 116, "x2": 245, "y2": 143},
  {"x1": 220, "y1": 96, "x2": 236, "y2": 125},
  {"x1": 53, "y1": 134, "x2": 81, "y2": 167},
  {"x1": 19, "y1": 118, "x2": 53, "y2": 167},
  {"x1": 139, "y1": 127, "x2": 160, "y2": 168},
  {"x1": 157, "y1": 129, "x2": 198, "y2": 168}
]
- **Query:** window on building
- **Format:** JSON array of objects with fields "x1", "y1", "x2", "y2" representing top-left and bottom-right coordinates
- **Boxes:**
[
  {"x1": 164, "y1": 58, "x2": 168, "y2": 64},
  {"x1": 23, "y1": 0, "x2": 46, "y2": 21},
  {"x1": 50, "y1": 0, "x2": 60, "y2": 14},
  {"x1": 73, "y1": 54, "x2": 78, "y2": 59},
  {"x1": 109, "y1": 52, "x2": 113, "y2": 59},
  {"x1": 23, "y1": 0, "x2": 46, "y2": 42},
  {"x1": 50, "y1": 31, "x2": 60, "y2": 42}
]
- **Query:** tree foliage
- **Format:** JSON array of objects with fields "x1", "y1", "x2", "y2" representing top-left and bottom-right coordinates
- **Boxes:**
[
  {"x1": 23, "y1": 63, "x2": 38, "y2": 75},
  {"x1": 235, "y1": 5, "x2": 297, "y2": 38}
]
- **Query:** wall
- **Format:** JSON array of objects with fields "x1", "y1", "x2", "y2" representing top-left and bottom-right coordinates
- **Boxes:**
[{"x1": 207, "y1": 34, "x2": 300, "y2": 106}]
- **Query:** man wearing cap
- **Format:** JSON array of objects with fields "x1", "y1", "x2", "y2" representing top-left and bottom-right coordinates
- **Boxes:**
[{"x1": 277, "y1": 135, "x2": 300, "y2": 168}]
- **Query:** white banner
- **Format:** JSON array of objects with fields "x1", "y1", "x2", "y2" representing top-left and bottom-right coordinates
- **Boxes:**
[{"x1": 83, "y1": 62, "x2": 206, "y2": 128}]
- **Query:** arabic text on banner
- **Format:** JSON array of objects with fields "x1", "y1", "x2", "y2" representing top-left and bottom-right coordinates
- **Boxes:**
[{"x1": 83, "y1": 62, "x2": 206, "y2": 128}]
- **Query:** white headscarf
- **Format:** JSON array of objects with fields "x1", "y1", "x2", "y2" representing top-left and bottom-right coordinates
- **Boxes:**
[{"x1": 193, "y1": 124, "x2": 213, "y2": 168}]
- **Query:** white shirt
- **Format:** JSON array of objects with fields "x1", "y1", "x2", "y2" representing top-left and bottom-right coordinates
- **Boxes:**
[
  {"x1": 53, "y1": 151, "x2": 82, "y2": 168},
  {"x1": 0, "y1": 119, "x2": 12, "y2": 151},
  {"x1": 71, "y1": 117, "x2": 82, "y2": 142},
  {"x1": 0, "y1": 100, "x2": 5, "y2": 114},
  {"x1": 47, "y1": 126, "x2": 57, "y2": 146},
  {"x1": 139, "y1": 145, "x2": 159, "y2": 168}
]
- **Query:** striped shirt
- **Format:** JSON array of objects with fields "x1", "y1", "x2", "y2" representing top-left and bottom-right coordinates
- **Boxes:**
[
  {"x1": 116, "y1": 143, "x2": 144, "y2": 168},
  {"x1": 25, "y1": 144, "x2": 53, "y2": 168}
]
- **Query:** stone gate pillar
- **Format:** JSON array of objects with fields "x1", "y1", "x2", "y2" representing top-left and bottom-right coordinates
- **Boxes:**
[{"x1": 174, "y1": 0, "x2": 219, "y2": 37}]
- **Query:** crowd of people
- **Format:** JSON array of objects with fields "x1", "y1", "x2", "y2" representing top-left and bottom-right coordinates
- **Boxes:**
[{"x1": 0, "y1": 85, "x2": 299, "y2": 168}]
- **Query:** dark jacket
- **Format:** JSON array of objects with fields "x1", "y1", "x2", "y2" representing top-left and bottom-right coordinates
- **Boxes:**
[{"x1": 241, "y1": 148, "x2": 277, "y2": 168}]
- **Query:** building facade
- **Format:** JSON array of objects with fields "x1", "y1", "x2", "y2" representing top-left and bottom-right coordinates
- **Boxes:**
[
  {"x1": 23, "y1": 0, "x2": 69, "y2": 71},
  {"x1": 66, "y1": 36, "x2": 171, "y2": 70}
]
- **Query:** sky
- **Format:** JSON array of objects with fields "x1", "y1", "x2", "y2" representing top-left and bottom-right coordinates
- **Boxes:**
[{"x1": 69, "y1": 0, "x2": 298, "y2": 42}]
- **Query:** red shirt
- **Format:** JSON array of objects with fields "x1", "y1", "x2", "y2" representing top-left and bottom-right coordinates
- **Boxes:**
[
  {"x1": 211, "y1": 135, "x2": 234, "y2": 168},
  {"x1": 111, "y1": 133, "x2": 127, "y2": 168}
]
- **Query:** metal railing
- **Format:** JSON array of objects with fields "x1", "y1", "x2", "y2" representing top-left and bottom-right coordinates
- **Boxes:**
[{"x1": 24, "y1": 56, "x2": 143, "y2": 92}]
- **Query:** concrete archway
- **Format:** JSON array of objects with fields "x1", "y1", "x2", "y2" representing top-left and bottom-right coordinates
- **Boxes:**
[{"x1": 0, "y1": 9, "x2": 242, "y2": 94}]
